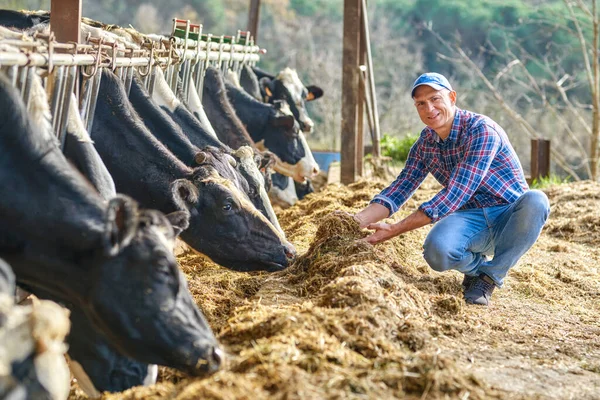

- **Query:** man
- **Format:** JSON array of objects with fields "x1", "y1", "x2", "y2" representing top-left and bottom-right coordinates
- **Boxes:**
[{"x1": 354, "y1": 72, "x2": 550, "y2": 306}]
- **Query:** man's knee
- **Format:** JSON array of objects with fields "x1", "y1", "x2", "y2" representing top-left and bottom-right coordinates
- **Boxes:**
[
  {"x1": 519, "y1": 190, "x2": 551, "y2": 222},
  {"x1": 423, "y1": 236, "x2": 461, "y2": 272}
]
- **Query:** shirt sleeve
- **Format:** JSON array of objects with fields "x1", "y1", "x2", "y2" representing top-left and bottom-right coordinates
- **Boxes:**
[
  {"x1": 370, "y1": 138, "x2": 428, "y2": 216},
  {"x1": 419, "y1": 122, "x2": 501, "y2": 222}
]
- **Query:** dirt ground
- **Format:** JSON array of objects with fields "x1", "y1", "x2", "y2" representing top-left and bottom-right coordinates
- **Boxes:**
[{"x1": 69, "y1": 176, "x2": 600, "y2": 400}]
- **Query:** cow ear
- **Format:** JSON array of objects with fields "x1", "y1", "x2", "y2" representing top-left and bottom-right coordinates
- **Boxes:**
[
  {"x1": 259, "y1": 77, "x2": 273, "y2": 102},
  {"x1": 165, "y1": 211, "x2": 190, "y2": 237},
  {"x1": 170, "y1": 179, "x2": 199, "y2": 212},
  {"x1": 272, "y1": 114, "x2": 296, "y2": 130},
  {"x1": 194, "y1": 151, "x2": 207, "y2": 165},
  {"x1": 103, "y1": 195, "x2": 138, "y2": 256},
  {"x1": 306, "y1": 85, "x2": 323, "y2": 101}
]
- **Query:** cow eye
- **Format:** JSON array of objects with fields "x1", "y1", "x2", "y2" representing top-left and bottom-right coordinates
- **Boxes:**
[{"x1": 223, "y1": 203, "x2": 232, "y2": 211}]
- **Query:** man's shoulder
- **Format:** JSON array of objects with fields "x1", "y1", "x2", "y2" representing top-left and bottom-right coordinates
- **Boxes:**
[{"x1": 458, "y1": 109, "x2": 501, "y2": 135}]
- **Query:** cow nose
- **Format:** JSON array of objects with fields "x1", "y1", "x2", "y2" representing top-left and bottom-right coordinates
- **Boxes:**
[
  {"x1": 283, "y1": 241, "x2": 296, "y2": 260},
  {"x1": 209, "y1": 346, "x2": 224, "y2": 373},
  {"x1": 311, "y1": 166, "x2": 320, "y2": 176},
  {"x1": 301, "y1": 121, "x2": 313, "y2": 133}
]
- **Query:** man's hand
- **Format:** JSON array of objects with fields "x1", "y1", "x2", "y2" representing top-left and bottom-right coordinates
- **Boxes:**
[
  {"x1": 361, "y1": 210, "x2": 432, "y2": 245},
  {"x1": 363, "y1": 222, "x2": 399, "y2": 244}
]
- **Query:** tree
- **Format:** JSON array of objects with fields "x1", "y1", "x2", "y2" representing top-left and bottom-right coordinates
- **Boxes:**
[{"x1": 424, "y1": 0, "x2": 600, "y2": 181}]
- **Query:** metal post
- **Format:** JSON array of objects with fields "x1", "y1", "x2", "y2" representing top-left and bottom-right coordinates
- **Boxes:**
[
  {"x1": 50, "y1": 0, "x2": 82, "y2": 44},
  {"x1": 248, "y1": 0, "x2": 261, "y2": 43},
  {"x1": 341, "y1": 0, "x2": 361, "y2": 184}
]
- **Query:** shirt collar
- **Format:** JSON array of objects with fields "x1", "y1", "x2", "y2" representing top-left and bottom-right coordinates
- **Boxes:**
[{"x1": 423, "y1": 108, "x2": 462, "y2": 143}]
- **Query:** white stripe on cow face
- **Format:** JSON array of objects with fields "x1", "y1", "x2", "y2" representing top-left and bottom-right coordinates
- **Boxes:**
[
  {"x1": 233, "y1": 146, "x2": 285, "y2": 237},
  {"x1": 151, "y1": 69, "x2": 180, "y2": 112},
  {"x1": 204, "y1": 170, "x2": 289, "y2": 245}
]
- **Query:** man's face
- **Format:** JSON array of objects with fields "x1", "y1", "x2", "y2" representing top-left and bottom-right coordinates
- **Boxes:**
[{"x1": 413, "y1": 85, "x2": 457, "y2": 137}]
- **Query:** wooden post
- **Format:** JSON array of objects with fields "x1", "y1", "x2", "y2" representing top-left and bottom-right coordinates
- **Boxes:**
[
  {"x1": 50, "y1": 0, "x2": 82, "y2": 44},
  {"x1": 356, "y1": 12, "x2": 366, "y2": 178},
  {"x1": 247, "y1": 0, "x2": 261, "y2": 43},
  {"x1": 530, "y1": 139, "x2": 551, "y2": 182},
  {"x1": 341, "y1": 0, "x2": 361, "y2": 184},
  {"x1": 360, "y1": 0, "x2": 380, "y2": 158}
]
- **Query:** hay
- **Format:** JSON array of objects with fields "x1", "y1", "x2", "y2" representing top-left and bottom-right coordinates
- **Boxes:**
[{"x1": 69, "y1": 176, "x2": 600, "y2": 400}]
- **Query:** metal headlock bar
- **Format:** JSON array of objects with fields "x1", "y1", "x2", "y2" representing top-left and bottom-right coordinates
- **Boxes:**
[{"x1": 0, "y1": 18, "x2": 263, "y2": 147}]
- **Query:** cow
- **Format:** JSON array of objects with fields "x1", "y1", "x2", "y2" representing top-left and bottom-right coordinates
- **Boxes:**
[
  {"x1": 0, "y1": 259, "x2": 71, "y2": 400},
  {"x1": 0, "y1": 72, "x2": 221, "y2": 378},
  {"x1": 252, "y1": 66, "x2": 323, "y2": 134},
  {"x1": 63, "y1": 93, "x2": 117, "y2": 200},
  {"x1": 0, "y1": 9, "x2": 49, "y2": 30},
  {"x1": 146, "y1": 70, "x2": 288, "y2": 236},
  {"x1": 60, "y1": 92, "x2": 158, "y2": 396},
  {"x1": 239, "y1": 63, "x2": 262, "y2": 102},
  {"x1": 90, "y1": 69, "x2": 293, "y2": 272}
]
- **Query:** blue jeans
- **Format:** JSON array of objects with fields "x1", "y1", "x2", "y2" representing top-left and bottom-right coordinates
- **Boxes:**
[{"x1": 422, "y1": 190, "x2": 550, "y2": 287}]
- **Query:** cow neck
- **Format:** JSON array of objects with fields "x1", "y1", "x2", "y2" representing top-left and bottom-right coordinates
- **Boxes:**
[
  {"x1": 202, "y1": 68, "x2": 254, "y2": 150},
  {"x1": 225, "y1": 82, "x2": 270, "y2": 142},
  {"x1": 129, "y1": 76, "x2": 199, "y2": 167},
  {"x1": 0, "y1": 76, "x2": 106, "y2": 251},
  {"x1": 152, "y1": 73, "x2": 224, "y2": 150},
  {"x1": 92, "y1": 70, "x2": 192, "y2": 212}
]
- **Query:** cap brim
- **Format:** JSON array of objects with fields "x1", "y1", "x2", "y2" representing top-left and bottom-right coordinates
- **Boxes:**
[{"x1": 411, "y1": 83, "x2": 447, "y2": 97}]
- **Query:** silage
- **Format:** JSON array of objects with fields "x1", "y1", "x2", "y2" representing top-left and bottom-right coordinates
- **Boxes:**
[{"x1": 71, "y1": 178, "x2": 495, "y2": 400}]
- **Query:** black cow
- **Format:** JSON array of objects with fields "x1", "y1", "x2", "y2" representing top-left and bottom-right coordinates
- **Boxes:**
[
  {"x1": 239, "y1": 63, "x2": 263, "y2": 102},
  {"x1": 223, "y1": 78, "x2": 303, "y2": 166},
  {"x1": 91, "y1": 69, "x2": 292, "y2": 272},
  {"x1": 63, "y1": 93, "x2": 117, "y2": 200},
  {"x1": 0, "y1": 72, "x2": 221, "y2": 377},
  {"x1": 0, "y1": 10, "x2": 49, "y2": 30},
  {"x1": 145, "y1": 70, "x2": 288, "y2": 236},
  {"x1": 253, "y1": 66, "x2": 323, "y2": 134}
]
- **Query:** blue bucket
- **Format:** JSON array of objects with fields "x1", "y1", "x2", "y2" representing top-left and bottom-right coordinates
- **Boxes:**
[{"x1": 312, "y1": 151, "x2": 341, "y2": 173}]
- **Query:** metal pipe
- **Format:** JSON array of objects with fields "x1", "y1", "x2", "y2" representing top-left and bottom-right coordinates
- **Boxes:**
[
  {"x1": 57, "y1": 65, "x2": 77, "y2": 149},
  {"x1": 85, "y1": 70, "x2": 102, "y2": 134},
  {"x1": 50, "y1": 66, "x2": 66, "y2": 136}
]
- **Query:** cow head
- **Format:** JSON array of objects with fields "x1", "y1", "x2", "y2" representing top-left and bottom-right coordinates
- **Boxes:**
[
  {"x1": 260, "y1": 68, "x2": 323, "y2": 133},
  {"x1": 88, "y1": 196, "x2": 221, "y2": 377},
  {"x1": 171, "y1": 166, "x2": 294, "y2": 272},
  {"x1": 255, "y1": 100, "x2": 305, "y2": 166}
]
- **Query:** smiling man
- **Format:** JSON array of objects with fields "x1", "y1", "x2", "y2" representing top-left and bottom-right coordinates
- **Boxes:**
[{"x1": 353, "y1": 72, "x2": 551, "y2": 306}]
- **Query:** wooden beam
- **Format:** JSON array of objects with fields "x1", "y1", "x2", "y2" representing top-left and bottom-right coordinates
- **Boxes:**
[
  {"x1": 530, "y1": 138, "x2": 551, "y2": 182},
  {"x1": 50, "y1": 0, "x2": 82, "y2": 44},
  {"x1": 247, "y1": 0, "x2": 261, "y2": 43},
  {"x1": 356, "y1": 14, "x2": 366, "y2": 178},
  {"x1": 361, "y1": 0, "x2": 380, "y2": 157},
  {"x1": 341, "y1": 0, "x2": 361, "y2": 184}
]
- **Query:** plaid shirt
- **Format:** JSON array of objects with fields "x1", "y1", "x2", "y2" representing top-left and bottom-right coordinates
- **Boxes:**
[{"x1": 371, "y1": 108, "x2": 528, "y2": 223}]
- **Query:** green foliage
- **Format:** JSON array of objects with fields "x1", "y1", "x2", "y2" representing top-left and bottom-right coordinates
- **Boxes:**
[
  {"x1": 529, "y1": 174, "x2": 571, "y2": 189},
  {"x1": 380, "y1": 133, "x2": 419, "y2": 163}
]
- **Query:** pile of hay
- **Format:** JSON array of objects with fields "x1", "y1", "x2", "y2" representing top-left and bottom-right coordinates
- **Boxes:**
[{"x1": 69, "y1": 178, "x2": 600, "y2": 400}]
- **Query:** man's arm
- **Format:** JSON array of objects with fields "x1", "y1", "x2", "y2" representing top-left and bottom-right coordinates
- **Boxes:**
[
  {"x1": 353, "y1": 203, "x2": 391, "y2": 229},
  {"x1": 362, "y1": 209, "x2": 431, "y2": 244}
]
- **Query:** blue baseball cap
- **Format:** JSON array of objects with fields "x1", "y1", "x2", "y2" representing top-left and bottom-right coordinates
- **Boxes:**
[{"x1": 411, "y1": 72, "x2": 453, "y2": 97}]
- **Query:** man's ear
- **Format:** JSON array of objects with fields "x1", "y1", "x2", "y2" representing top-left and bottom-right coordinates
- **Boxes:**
[{"x1": 449, "y1": 90, "x2": 457, "y2": 105}]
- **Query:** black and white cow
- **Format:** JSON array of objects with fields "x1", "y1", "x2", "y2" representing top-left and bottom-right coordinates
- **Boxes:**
[
  {"x1": 253, "y1": 66, "x2": 323, "y2": 134},
  {"x1": 91, "y1": 69, "x2": 293, "y2": 271},
  {"x1": 0, "y1": 9, "x2": 49, "y2": 30},
  {"x1": 0, "y1": 72, "x2": 221, "y2": 377},
  {"x1": 146, "y1": 70, "x2": 288, "y2": 237}
]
